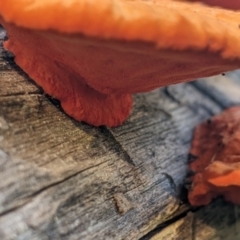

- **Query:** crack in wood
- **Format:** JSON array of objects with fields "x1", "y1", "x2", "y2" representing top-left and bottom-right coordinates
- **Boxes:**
[
  {"x1": 190, "y1": 82, "x2": 226, "y2": 109},
  {"x1": 101, "y1": 127, "x2": 136, "y2": 167},
  {"x1": 139, "y1": 208, "x2": 191, "y2": 240},
  {"x1": 163, "y1": 87, "x2": 182, "y2": 105},
  {"x1": 0, "y1": 156, "x2": 110, "y2": 217},
  {"x1": 161, "y1": 172, "x2": 177, "y2": 194}
]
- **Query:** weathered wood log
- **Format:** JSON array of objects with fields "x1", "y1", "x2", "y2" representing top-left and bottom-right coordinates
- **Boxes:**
[{"x1": 1, "y1": 25, "x2": 240, "y2": 240}]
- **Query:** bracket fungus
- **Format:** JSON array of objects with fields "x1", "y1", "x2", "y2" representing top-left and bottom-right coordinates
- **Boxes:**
[
  {"x1": 1, "y1": 0, "x2": 240, "y2": 126},
  {"x1": 189, "y1": 107, "x2": 240, "y2": 206}
]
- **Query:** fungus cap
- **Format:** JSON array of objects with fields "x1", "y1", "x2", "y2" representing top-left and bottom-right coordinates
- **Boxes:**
[{"x1": 1, "y1": 0, "x2": 240, "y2": 126}]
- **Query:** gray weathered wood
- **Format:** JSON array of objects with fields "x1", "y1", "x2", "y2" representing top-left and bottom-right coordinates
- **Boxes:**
[{"x1": 1, "y1": 25, "x2": 240, "y2": 240}]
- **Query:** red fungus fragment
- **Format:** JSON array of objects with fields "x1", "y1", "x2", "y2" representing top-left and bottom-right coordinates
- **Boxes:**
[
  {"x1": 1, "y1": 1, "x2": 240, "y2": 126},
  {"x1": 189, "y1": 107, "x2": 240, "y2": 206}
]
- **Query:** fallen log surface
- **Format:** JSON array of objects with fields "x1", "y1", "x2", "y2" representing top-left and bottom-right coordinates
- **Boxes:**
[{"x1": 1, "y1": 26, "x2": 240, "y2": 240}]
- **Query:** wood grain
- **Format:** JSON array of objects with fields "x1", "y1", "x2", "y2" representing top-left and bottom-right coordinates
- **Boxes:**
[{"x1": 1, "y1": 25, "x2": 240, "y2": 240}]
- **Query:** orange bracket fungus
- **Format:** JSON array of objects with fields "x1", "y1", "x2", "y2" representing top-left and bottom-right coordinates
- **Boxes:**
[
  {"x1": 1, "y1": 0, "x2": 240, "y2": 126},
  {"x1": 189, "y1": 107, "x2": 240, "y2": 206}
]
